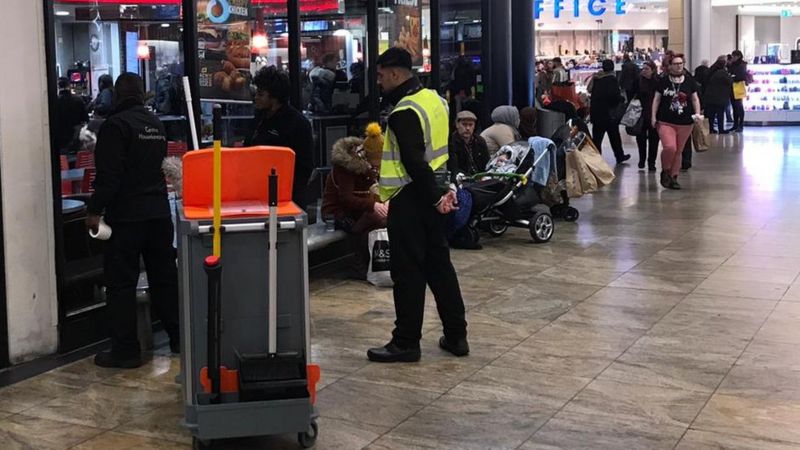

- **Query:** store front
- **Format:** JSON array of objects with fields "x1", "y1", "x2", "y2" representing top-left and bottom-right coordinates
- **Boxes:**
[
  {"x1": 41, "y1": 0, "x2": 464, "y2": 354},
  {"x1": 533, "y1": 0, "x2": 669, "y2": 91},
  {"x1": 694, "y1": 1, "x2": 800, "y2": 124}
]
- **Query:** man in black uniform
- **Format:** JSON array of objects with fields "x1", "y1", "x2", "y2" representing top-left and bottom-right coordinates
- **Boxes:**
[
  {"x1": 54, "y1": 77, "x2": 88, "y2": 153},
  {"x1": 367, "y1": 48, "x2": 469, "y2": 363},
  {"x1": 245, "y1": 66, "x2": 314, "y2": 209},
  {"x1": 86, "y1": 73, "x2": 179, "y2": 368}
]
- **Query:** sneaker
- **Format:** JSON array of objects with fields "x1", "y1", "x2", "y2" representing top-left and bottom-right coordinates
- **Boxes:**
[
  {"x1": 660, "y1": 171, "x2": 673, "y2": 189},
  {"x1": 94, "y1": 351, "x2": 143, "y2": 369},
  {"x1": 670, "y1": 179, "x2": 682, "y2": 190}
]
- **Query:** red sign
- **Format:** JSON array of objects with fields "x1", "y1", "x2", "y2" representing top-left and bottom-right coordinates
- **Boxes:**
[{"x1": 58, "y1": 0, "x2": 340, "y2": 11}]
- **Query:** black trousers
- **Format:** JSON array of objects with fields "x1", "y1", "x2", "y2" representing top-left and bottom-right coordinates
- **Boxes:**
[
  {"x1": 387, "y1": 187, "x2": 467, "y2": 348},
  {"x1": 592, "y1": 122, "x2": 625, "y2": 161},
  {"x1": 732, "y1": 99, "x2": 745, "y2": 130},
  {"x1": 682, "y1": 135, "x2": 693, "y2": 170},
  {"x1": 635, "y1": 126, "x2": 659, "y2": 168},
  {"x1": 104, "y1": 218, "x2": 179, "y2": 358},
  {"x1": 706, "y1": 104, "x2": 726, "y2": 132}
]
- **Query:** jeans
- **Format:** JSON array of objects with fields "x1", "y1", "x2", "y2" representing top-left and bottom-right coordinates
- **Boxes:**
[
  {"x1": 592, "y1": 122, "x2": 626, "y2": 161},
  {"x1": 635, "y1": 126, "x2": 659, "y2": 169},
  {"x1": 706, "y1": 104, "x2": 726, "y2": 132},
  {"x1": 656, "y1": 122, "x2": 694, "y2": 178},
  {"x1": 732, "y1": 99, "x2": 745, "y2": 130}
]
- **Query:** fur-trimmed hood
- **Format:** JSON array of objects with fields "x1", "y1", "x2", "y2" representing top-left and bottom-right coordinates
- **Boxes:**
[{"x1": 331, "y1": 136, "x2": 372, "y2": 174}]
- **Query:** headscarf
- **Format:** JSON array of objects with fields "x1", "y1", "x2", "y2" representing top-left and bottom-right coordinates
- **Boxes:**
[
  {"x1": 519, "y1": 107, "x2": 537, "y2": 139},
  {"x1": 491, "y1": 106, "x2": 520, "y2": 129}
]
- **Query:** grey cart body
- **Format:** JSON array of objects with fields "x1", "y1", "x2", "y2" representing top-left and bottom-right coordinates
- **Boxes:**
[{"x1": 177, "y1": 205, "x2": 318, "y2": 448}]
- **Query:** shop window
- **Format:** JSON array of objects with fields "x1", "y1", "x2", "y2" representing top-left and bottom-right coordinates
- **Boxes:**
[{"x1": 439, "y1": 0, "x2": 482, "y2": 114}]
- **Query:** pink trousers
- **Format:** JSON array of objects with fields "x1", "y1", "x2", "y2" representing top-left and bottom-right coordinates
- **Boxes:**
[{"x1": 657, "y1": 122, "x2": 694, "y2": 177}]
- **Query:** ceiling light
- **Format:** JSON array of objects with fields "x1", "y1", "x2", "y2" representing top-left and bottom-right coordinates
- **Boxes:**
[
  {"x1": 55, "y1": 11, "x2": 70, "y2": 16},
  {"x1": 161, "y1": 23, "x2": 170, "y2": 28}
]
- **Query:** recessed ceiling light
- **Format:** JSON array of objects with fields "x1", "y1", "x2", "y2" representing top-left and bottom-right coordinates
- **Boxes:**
[
  {"x1": 55, "y1": 11, "x2": 69, "y2": 16},
  {"x1": 161, "y1": 23, "x2": 170, "y2": 27}
]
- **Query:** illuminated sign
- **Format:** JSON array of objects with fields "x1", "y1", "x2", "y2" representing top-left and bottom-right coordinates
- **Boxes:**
[{"x1": 534, "y1": 0, "x2": 627, "y2": 19}]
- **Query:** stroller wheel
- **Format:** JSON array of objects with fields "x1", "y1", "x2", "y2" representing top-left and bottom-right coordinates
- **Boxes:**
[
  {"x1": 530, "y1": 211, "x2": 554, "y2": 243},
  {"x1": 564, "y1": 207, "x2": 580, "y2": 222},
  {"x1": 550, "y1": 204, "x2": 567, "y2": 218},
  {"x1": 487, "y1": 221, "x2": 508, "y2": 237}
]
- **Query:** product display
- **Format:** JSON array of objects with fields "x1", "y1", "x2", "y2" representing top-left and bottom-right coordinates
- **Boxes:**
[{"x1": 744, "y1": 64, "x2": 800, "y2": 123}]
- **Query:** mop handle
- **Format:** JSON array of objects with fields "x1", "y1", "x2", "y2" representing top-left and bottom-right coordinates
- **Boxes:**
[
  {"x1": 268, "y1": 168, "x2": 278, "y2": 355},
  {"x1": 212, "y1": 105, "x2": 223, "y2": 258},
  {"x1": 181, "y1": 76, "x2": 199, "y2": 151},
  {"x1": 203, "y1": 256, "x2": 222, "y2": 403}
]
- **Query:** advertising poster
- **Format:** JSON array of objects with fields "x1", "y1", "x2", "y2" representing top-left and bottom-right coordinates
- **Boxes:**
[
  {"x1": 197, "y1": 0, "x2": 253, "y2": 102},
  {"x1": 392, "y1": 0, "x2": 422, "y2": 66}
]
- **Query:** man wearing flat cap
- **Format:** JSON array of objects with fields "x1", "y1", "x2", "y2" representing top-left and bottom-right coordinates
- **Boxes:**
[
  {"x1": 367, "y1": 47, "x2": 469, "y2": 363},
  {"x1": 449, "y1": 110, "x2": 490, "y2": 178}
]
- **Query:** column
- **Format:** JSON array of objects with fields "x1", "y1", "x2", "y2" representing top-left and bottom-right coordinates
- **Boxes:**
[
  {"x1": 511, "y1": 0, "x2": 534, "y2": 109},
  {"x1": 667, "y1": 0, "x2": 685, "y2": 54},
  {"x1": 690, "y1": 0, "x2": 712, "y2": 68},
  {"x1": 0, "y1": 0, "x2": 58, "y2": 362},
  {"x1": 482, "y1": 0, "x2": 512, "y2": 110}
]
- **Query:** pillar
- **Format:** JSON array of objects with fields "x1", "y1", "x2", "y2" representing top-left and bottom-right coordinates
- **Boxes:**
[
  {"x1": 667, "y1": 0, "x2": 685, "y2": 54},
  {"x1": 690, "y1": 0, "x2": 712, "y2": 68},
  {"x1": 482, "y1": 0, "x2": 512, "y2": 110},
  {"x1": 0, "y1": 0, "x2": 58, "y2": 362},
  {"x1": 511, "y1": 0, "x2": 534, "y2": 109}
]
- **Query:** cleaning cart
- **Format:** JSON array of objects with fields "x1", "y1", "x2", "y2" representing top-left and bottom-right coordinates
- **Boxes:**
[{"x1": 177, "y1": 143, "x2": 320, "y2": 449}]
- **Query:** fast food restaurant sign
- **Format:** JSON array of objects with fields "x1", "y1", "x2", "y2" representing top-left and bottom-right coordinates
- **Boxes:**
[
  {"x1": 535, "y1": 0, "x2": 628, "y2": 19},
  {"x1": 197, "y1": 0, "x2": 253, "y2": 102}
]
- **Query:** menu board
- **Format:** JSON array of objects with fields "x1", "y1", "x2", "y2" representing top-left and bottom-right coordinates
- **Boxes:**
[
  {"x1": 197, "y1": 0, "x2": 253, "y2": 102},
  {"x1": 392, "y1": 0, "x2": 422, "y2": 66}
]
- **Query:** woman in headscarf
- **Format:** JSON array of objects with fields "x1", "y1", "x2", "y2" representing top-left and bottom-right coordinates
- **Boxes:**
[
  {"x1": 480, "y1": 105, "x2": 521, "y2": 154},
  {"x1": 519, "y1": 106, "x2": 538, "y2": 140}
]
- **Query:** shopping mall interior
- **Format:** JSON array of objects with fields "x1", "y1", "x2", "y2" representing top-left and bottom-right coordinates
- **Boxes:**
[{"x1": 1, "y1": 0, "x2": 800, "y2": 448}]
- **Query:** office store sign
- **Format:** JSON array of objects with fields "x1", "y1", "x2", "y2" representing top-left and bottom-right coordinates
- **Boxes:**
[{"x1": 535, "y1": 0, "x2": 627, "y2": 19}]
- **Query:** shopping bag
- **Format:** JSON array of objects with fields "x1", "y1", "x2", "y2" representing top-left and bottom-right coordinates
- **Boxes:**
[
  {"x1": 609, "y1": 100, "x2": 628, "y2": 124},
  {"x1": 619, "y1": 98, "x2": 642, "y2": 128},
  {"x1": 625, "y1": 114, "x2": 645, "y2": 137},
  {"x1": 579, "y1": 139, "x2": 616, "y2": 188},
  {"x1": 733, "y1": 81, "x2": 747, "y2": 100},
  {"x1": 565, "y1": 149, "x2": 596, "y2": 197},
  {"x1": 692, "y1": 118, "x2": 711, "y2": 153},
  {"x1": 367, "y1": 228, "x2": 393, "y2": 288}
]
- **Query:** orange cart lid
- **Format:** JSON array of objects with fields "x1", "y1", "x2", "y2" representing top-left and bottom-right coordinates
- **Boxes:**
[{"x1": 182, "y1": 146, "x2": 303, "y2": 219}]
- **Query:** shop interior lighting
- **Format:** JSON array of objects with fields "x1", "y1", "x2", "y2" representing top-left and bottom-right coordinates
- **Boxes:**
[
  {"x1": 252, "y1": 33, "x2": 269, "y2": 50},
  {"x1": 137, "y1": 42, "x2": 150, "y2": 60},
  {"x1": 161, "y1": 23, "x2": 170, "y2": 27},
  {"x1": 333, "y1": 29, "x2": 350, "y2": 37},
  {"x1": 55, "y1": 11, "x2": 70, "y2": 16}
]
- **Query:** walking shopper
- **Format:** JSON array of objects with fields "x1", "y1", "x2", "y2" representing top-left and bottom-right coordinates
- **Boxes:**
[
  {"x1": 86, "y1": 73, "x2": 180, "y2": 368},
  {"x1": 367, "y1": 48, "x2": 469, "y2": 363},
  {"x1": 635, "y1": 61, "x2": 659, "y2": 171},
  {"x1": 729, "y1": 50, "x2": 748, "y2": 132},
  {"x1": 652, "y1": 54, "x2": 702, "y2": 190},
  {"x1": 589, "y1": 59, "x2": 631, "y2": 164},
  {"x1": 619, "y1": 53, "x2": 639, "y2": 102},
  {"x1": 703, "y1": 56, "x2": 733, "y2": 134}
]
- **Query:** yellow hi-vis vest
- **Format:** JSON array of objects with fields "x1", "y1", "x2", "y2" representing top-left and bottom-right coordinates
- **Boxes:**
[{"x1": 379, "y1": 88, "x2": 450, "y2": 202}]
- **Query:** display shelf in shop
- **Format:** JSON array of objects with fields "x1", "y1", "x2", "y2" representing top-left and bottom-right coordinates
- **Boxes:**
[{"x1": 744, "y1": 64, "x2": 800, "y2": 122}]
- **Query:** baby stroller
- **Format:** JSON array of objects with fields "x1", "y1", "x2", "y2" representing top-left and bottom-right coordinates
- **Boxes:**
[{"x1": 462, "y1": 139, "x2": 562, "y2": 244}]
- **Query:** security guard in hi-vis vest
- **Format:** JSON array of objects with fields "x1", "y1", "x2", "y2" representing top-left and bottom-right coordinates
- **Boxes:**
[{"x1": 367, "y1": 48, "x2": 469, "y2": 363}]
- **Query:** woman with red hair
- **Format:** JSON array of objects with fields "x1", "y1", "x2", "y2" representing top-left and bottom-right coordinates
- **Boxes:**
[{"x1": 651, "y1": 53, "x2": 702, "y2": 190}]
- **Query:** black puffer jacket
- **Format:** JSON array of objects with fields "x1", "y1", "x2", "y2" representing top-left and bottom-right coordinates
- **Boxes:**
[
  {"x1": 88, "y1": 100, "x2": 170, "y2": 223},
  {"x1": 704, "y1": 67, "x2": 733, "y2": 107},
  {"x1": 589, "y1": 71, "x2": 623, "y2": 126}
]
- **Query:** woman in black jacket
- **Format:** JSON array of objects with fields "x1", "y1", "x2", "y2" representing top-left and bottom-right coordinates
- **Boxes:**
[
  {"x1": 635, "y1": 61, "x2": 659, "y2": 171},
  {"x1": 729, "y1": 50, "x2": 748, "y2": 132},
  {"x1": 588, "y1": 59, "x2": 630, "y2": 164},
  {"x1": 703, "y1": 56, "x2": 733, "y2": 134}
]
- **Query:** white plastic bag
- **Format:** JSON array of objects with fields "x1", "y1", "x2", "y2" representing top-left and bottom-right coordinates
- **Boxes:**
[
  {"x1": 620, "y1": 98, "x2": 642, "y2": 128},
  {"x1": 367, "y1": 228, "x2": 393, "y2": 288}
]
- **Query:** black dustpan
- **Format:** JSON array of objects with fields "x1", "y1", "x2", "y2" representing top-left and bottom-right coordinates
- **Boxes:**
[{"x1": 237, "y1": 168, "x2": 307, "y2": 402}]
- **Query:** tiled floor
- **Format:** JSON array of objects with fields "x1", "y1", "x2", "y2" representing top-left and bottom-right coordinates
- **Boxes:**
[{"x1": 3, "y1": 128, "x2": 800, "y2": 449}]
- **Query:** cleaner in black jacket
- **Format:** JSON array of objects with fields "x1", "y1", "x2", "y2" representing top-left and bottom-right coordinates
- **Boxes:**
[{"x1": 86, "y1": 72, "x2": 179, "y2": 368}]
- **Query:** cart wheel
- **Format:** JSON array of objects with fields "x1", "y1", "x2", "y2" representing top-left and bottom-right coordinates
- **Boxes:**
[
  {"x1": 298, "y1": 421, "x2": 319, "y2": 448},
  {"x1": 529, "y1": 211, "x2": 554, "y2": 243},
  {"x1": 192, "y1": 437, "x2": 214, "y2": 450},
  {"x1": 564, "y1": 207, "x2": 580, "y2": 222},
  {"x1": 487, "y1": 221, "x2": 508, "y2": 237}
]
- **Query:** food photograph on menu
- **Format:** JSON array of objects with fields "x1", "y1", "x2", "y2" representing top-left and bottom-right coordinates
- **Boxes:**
[
  {"x1": 197, "y1": 0, "x2": 253, "y2": 102},
  {"x1": 392, "y1": 0, "x2": 423, "y2": 66}
]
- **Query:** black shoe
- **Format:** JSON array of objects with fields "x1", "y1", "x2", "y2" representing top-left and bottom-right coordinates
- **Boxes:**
[
  {"x1": 669, "y1": 179, "x2": 682, "y2": 190},
  {"x1": 439, "y1": 336, "x2": 470, "y2": 357},
  {"x1": 736, "y1": 127, "x2": 744, "y2": 133},
  {"x1": 718, "y1": 130, "x2": 730, "y2": 135},
  {"x1": 638, "y1": 161, "x2": 645, "y2": 170},
  {"x1": 710, "y1": 129, "x2": 719, "y2": 134},
  {"x1": 616, "y1": 154, "x2": 631, "y2": 165},
  {"x1": 367, "y1": 342, "x2": 421, "y2": 363},
  {"x1": 648, "y1": 166, "x2": 657, "y2": 172},
  {"x1": 660, "y1": 171, "x2": 673, "y2": 189},
  {"x1": 94, "y1": 351, "x2": 142, "y2": 369}
]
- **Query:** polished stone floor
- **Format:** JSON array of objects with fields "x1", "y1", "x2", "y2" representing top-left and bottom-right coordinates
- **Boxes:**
[{"x1": 3, "y1": 128, "x2": 800, "y2": 449}]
